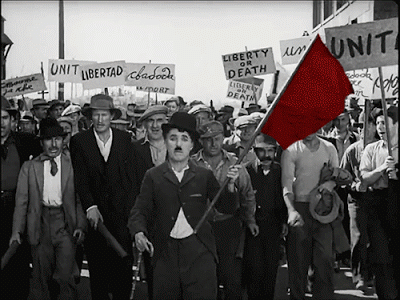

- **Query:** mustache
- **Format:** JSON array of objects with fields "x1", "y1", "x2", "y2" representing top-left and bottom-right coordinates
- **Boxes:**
[{"x1": 260, "y1": 156, "x2": 273, "y2": 162}]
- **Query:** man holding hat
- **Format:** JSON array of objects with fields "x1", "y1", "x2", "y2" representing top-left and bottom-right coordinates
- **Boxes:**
[
  {"x1": 243, "y1": 133, "x2": 287, "y2": 300},
  {"x1": 192, "y1": 120, "x2": 258, "y2": 300},
  {"x1": 10, "y1": 117, "x2": 87, "y2": 300},
  {"x1": 129, "y1": 112, "x2": 221, "y2": 299},
  {"x1": 1, "y1": 96, "x2": 42, "y2": 299},
  {"x1": 281, "y1": 131, "x2": 339, "y2": 299},
  {"x1": 70, "y1": 94, "x2": 142, "y2": 299}
]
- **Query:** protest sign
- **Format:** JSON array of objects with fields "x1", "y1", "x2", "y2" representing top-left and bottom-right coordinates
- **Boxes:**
[
  {"x1": 48, "y1": 59, "x2": 96, "y2": 83},
  {"x1": 280, "y1": 37, "x2": 312, "y2": 65},
  {"x1": 79, "y1": 60, "x2": 126, "y2": 90},
  {"x1": 346, "y1": 65, "x2": 398, "y2": 99},
  {"x1": 125, "y1": 63, "x2": 175, "y2": 94},
  {"x1": 222, "y1": 48, "x2": 276, "y2": 80},
  {"x1": 226, "y1": 77, "x2": 264, "y2": 102},
  {"x1": 325, "y1": 18, "x2": 398, "y2": 71},
  {"x1": 2, "y1": 73, "x2": 47, "y2": 97}
]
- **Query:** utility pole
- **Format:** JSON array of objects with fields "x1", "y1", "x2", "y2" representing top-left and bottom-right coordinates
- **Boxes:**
[{"x1": 58, "y1": 0, "x2": 64, "y2": 100}]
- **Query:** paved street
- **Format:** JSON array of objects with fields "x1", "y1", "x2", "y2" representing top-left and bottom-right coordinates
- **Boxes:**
[{"x1": 71, "y1": 260, "x2": 378, "y2": 299}]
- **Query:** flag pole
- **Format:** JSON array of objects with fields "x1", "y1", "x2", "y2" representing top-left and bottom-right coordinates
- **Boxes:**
[
  {"x1": 245, "y1": 46, "x2": 258, "y2": 104},
  {"x1": 194, "y1": 34, "x2": 320, "y2": 234},
  {"x1": 377, "y1": 67, "x2": 392, "y2": 156},
  {"x1": 363, "y1": 99, "x2": 371, "y2": 148}
]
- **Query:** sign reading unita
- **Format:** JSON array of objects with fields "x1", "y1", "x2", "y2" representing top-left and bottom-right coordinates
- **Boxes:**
[
  {"x1": 222, "y1": 48, "x2": 276, "y2": 80},
  {"x1": 325, "y1": 18, "x2": 398, "y2": 71},
  {"x1": 125, "y1": 63, "x2": 175, "y2": 94},
  {"x1": 79, "y1": 60, "x2": 126, "y2": 90},
  {"x1": 226, "y1": 77, "x2": 264, "y2": 102},
  {"x1": 1, "y1": 73, "x2": 47, "y2": 97},
  {"x1": 48, "y1": 59, "x2": 96, "y2": 83}
]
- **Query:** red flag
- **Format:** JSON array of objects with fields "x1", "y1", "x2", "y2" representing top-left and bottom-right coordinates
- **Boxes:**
[{"x1": 261, "y1": 35, "x2": 353, "y2": 150}]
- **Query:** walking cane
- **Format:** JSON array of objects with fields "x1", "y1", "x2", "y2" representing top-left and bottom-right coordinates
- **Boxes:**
[{"x1": 130, "y1": 250, "x2": 143, "y2": 300}]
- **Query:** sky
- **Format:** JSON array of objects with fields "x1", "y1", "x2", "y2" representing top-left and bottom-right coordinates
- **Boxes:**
[{"x1": 2, "y1": 1, "x2": 313, "y2": 108}]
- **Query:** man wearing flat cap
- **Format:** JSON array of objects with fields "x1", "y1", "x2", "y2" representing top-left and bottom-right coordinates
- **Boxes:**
[
  {"x1": 192, "y1": 120, "x2": 258, "y2": 300},
  {"x1": 10, "y1": 117, "x2": 87, "y2": 300},
  {"x1": 223, "y1": 115, "x2": 258, "y2": 167},
  {"x1": 48, "y1": 99, "x2": 67, "y2": 120},
  {"x1": 1, "y1": 96, "x2": 42, "y2": 299},
  {"x1": 188, "y1": 104, "x2": 214, "y2": 155},
  {"x1": 129, "y1": 112, "x2": 221, "y2": 299},
  {"x1": 70, "y1": 94, "x2": 142, "y2": 299}
]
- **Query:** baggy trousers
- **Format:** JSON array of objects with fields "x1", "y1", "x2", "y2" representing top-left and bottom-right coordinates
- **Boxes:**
[{"x1": 286, "y1": 202, "x2": 335, "y2": 300}]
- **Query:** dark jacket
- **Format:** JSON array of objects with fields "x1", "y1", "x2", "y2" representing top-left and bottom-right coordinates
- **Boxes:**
[
  {"x1": 70, "y1": 127, "x2": 142, "y2": 251},
  {"x1": 128, "y1": 159, "x2": 221, "y2": 262},
  {"x1": 9, "y1": 131, "x2": 42, "y2": 166}
]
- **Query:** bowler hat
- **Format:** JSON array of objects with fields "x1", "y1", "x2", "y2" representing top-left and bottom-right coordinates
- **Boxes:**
[
  {"x1": 161, "y1": 111, "x2": 199, "y2": 140},
  {"x1": 81, "y1": 94, "x2": 122, "y2": 120},
  {"x1": 139, "y1": 105, "x2": 168, "y2": 123},
  {"x1": 198, "y1": 121, "x2": 224, "y2": 139},
  {"x1": 218, "y1": 105, "x2": 234, "y2": 115},
  {"x1": 39, "y1": 117, "x2": 67, "y2": 139}
]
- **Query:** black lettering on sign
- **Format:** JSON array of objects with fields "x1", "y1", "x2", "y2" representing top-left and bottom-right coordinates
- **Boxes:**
[
  {"x1": 373, "y1": 73, "x2": 398, "y2": 96},
  {"x1": 282, "y1": 45, "x2": 307, "y2": 57}
]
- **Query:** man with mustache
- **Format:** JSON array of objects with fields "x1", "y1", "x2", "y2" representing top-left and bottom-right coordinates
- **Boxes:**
[
  {"x1": 192, "y1": 120, "x2": 258, "y2": 300},
  {"x1": 10, "y1": 117, "x2": 87, "y2": 299},
  {"x1": 243, "y1": 133, "x2": 288, "y2": 299},
  {"x1": 129, "y1": 112, "x2": 221, "y2": 299}
]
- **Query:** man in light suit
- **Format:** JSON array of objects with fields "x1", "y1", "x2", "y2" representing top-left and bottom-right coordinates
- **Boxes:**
[
  {"x1": 10, "y1": 117, "x2": 87, "y2": 300},
  {"x1": 70, "y1": 94, "x2": 142, "y2": 299}
]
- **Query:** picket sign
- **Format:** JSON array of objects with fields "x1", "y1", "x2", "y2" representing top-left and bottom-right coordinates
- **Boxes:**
[
  {"x1": 1, "y1": 73, "x2": 47, "y2": 97},
  {"x1": 280, "y1": 36, "x2": 313, "y2": 65},
  {"x1": 226, "y1": 77, "x2": 264, "y2": 103},
  {"x1": 79, "y1": 61, "x2": 126, "y2": 90},
  {"x1": 325, "y1": 18, "x2": 399, "y2": 155},
  {"x1": 48, "y1": 59, "x2": 96, "y2": 83}
]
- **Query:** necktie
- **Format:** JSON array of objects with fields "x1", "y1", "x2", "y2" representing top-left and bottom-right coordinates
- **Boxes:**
[{"x1": 50, "y1": 158, "x2": 58, "y2": 176}]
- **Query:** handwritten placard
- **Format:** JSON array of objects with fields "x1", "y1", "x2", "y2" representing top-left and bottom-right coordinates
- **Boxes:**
[
  {"x1": 125, "y1": 63, "x2": 175, "y2": 94},
  {"x1": 79, "y1": 60, "x2": 126, "y2": 90},
  {"x1": 346, "y1": 66, "x2": 398, "y2": 99},
  {"x1": 325, "y1": 18, "x2": 398, "y2": 71},
  {"x1": 48, "y1": 59, "x2": 96, "y2": 83},
  {"x1": 222, "y1": 48, "x2": 276, "y2": 80},
  {"x1": 226, "y1": 77, "x2": 264, "y2": 102},
  {"x1": 1, "y1": 73, "x2": 47, "y2": 97},
  {"x1": 280, "y1": 37, "x2": 312, "y2": 65}
]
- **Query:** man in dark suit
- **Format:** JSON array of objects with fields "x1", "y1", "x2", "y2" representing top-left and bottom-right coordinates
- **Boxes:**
[
  {"x1": 10, "y1": 117, "x2": 87, "y2": 300},
  {"x1": 128, "y1": 112, "x2": 221, "y2": 299},
  {"x1": 1, "y1": 96, "x2": 42, "y2": 299},
  {"x1": 70, "y1": 94, "x2": 142, "y2": 300}
]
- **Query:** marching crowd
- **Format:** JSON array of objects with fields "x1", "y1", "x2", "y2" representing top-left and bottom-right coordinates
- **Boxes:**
[{"x1": 1, "y1": 93, "x2": 398, "y2": 300}]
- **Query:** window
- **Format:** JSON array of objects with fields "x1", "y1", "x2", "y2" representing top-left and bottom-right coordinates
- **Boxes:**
[
  {"x1": 337, "y1": 0, "x2": 347, "y2": 10},
  {"x1": 324, "y1": 0, "x2": 333, "y2": 20},
  {"x1": 313, "y1": 0, "x2": 322, "y2": 28}
]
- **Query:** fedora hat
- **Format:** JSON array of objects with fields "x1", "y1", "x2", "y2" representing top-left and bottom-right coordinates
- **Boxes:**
[
  {"x1": 39, "y1": 117, "x2": 67, "y2": 139},
  {"x1": 308, "y1": 188, "x2": 343, "y2": 224},
  {"x1": 31, "y1": 98, "x2": 50, "y2": 109},
  {"x1": 81, "y1": 94, "x2": 122, "y2": 120},
  {"x1": 161, "y1": 111, "x2": 199, "y2": 141}
]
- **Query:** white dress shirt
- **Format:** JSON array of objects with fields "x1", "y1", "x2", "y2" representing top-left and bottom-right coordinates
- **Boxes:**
[
  {"x1": 169, "y1": 165, "x2": 194, "y2": 239},
  {"x1": 43, "y1": 154, "x2": 62, "y2": 207},
  {"x1": 93, "y1": 128, "x2": 113, "y2": 162}
]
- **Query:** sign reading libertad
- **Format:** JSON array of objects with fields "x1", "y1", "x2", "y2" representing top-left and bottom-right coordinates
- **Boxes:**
[
  {"x1": 79, "y1": 60, "x2": 126, "y2": 90},
  {"x1": 325, "y1": 18, "x2": 398, "y2": 71},
  {"x1": 125, "y1": 63, "x2": 175, "y2": 94},
  {"x1": 222, "y1": 48, "x2": 276, "y2": 80}
]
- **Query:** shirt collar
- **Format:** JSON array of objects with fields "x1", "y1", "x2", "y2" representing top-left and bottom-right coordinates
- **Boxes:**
[{"x1": 93, "y1": 127, "x2": 112, "y2": 146}]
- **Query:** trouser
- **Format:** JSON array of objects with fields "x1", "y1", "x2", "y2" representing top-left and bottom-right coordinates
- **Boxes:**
[
  {"x1": 85, "y1": 226, "x2": 133, "y2": 300},
  {"x1": 153, "y1": 234, "x2": 217, "y2": 300},
  {"x1": 212, "y1": 216, "x2": 244, "y2": 300},
  {"x1": 1, "y1": 190, "x2": 31, "y2": 300},
  {"x1": 31, "y1": 206, "x2": 78, "y2": 300},
  {"x1": 243, "y1": 218, "x2": 281, "y2": 299},
  {"x1": 286, "y1": 202, "x2": 335, "y2": 300},
  {"x1": 348, "y1": 201, "x2": 373, "y2": 284},
  {"x1": 364, "y1": 190, "x2": 397, "y2": 300}
]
